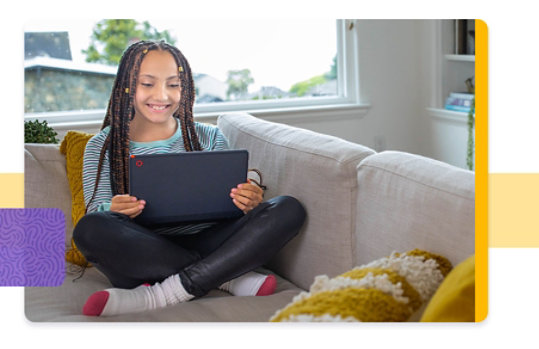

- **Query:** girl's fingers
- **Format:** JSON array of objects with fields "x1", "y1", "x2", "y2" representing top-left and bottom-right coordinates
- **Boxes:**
[
  {"x1": 231, "y1": 192, "x2": 251, "y2": 207},
  {"x1": 119, "y1": 205, "x2": 144, "y2": 217},
  {"x1": 112, "y1": 195, "x2": 138, "y2": 204},
  {"x1": 232, "y1": 198, "x2": 251, "y2": 214},
  {"x1": 111, "y1": 199, "x2": 145, "y2": 215},
  {"x1": 232, "y1": 198, "x2": 246, "y2": 210},
  {"x1": 112, "y1": 202, "x2": 134, "y2": 211},
  {"x1": 240, "y1": 182, "x2": 264, "y2": 195},
  {"x1": 231, "y1": 188, "x2": 261, "y2": 205},
  {"x1": 232, "y1": 181, "x2": 265, "y2": 213},
  {"x1": 232, "y1": 185, "x2": 263, "y2": 202},
  {"x1": 129, "y1": 209, "x2": 143, "y2": 219}
]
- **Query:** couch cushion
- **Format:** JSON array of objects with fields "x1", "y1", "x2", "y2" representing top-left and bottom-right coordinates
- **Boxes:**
[
  {"x1": 217, "y1": 113, "x2": 376, "y2": 290},
  {"x1": 355, "y1": 151, "x2": 475, "y2": 268},
  {"x1": 25, "y1": 267, "x2": 302, "y2": 322},
  {"x1": 421, "y1": 254, "x2": 475, "y2": 322}
]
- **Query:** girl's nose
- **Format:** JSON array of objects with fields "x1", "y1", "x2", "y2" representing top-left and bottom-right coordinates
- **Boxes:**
[{"x1": 153, "y1": 84, "x2": 168, "y2": 101}]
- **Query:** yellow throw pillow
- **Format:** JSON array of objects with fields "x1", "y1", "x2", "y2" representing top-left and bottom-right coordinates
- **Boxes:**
[
  {"x1": 270, "y1": 249, "x2": 452, "y2": 322},
  {"x1": 59, "y1": 130, "x2": 95, "y2": 267},
  {"x1": 420, "y1": 254, "x2": 475, "y2": 322}
]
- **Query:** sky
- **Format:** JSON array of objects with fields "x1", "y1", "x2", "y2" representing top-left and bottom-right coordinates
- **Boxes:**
[{"x1": 24, "y1": 19, "x2": 337, "y2": 93}]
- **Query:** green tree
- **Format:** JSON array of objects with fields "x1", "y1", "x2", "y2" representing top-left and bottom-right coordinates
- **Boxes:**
[
  {"x1": 325, "y1": 55, "x2": 337, "y2": 80},
  {"x1": 289, "y1": 54, "x2": 337, "y2": 97},
  {"x1": 83, "y1": 19, "x2": 176, "y2": 66},
  {"x1": 226, "y1": 69, "x2": 254, "y2": 100},
  {"x1": 289, "y1": 75, "x2": 327, "y2": 97}
]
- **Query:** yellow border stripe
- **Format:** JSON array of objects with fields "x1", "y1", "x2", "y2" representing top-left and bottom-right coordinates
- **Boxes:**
[
  {"x1": 0, "y1": 173, "x2": 24, "y2": 208},
  {"x1": 476, "y1": 19, "x2": 488, "y2": 322},
  {"x1": 490, "y1": 174, "x2": 539, "y2": 247}
]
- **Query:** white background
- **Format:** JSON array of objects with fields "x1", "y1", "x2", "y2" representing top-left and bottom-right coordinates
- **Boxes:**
[{"x1": 3, "y1": 0, "x2": 538, "y2": 347}]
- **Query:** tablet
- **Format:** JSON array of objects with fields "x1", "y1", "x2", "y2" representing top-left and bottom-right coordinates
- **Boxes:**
[{"x1": 129, "y1": 149, "x2": 248, "y2": 225}]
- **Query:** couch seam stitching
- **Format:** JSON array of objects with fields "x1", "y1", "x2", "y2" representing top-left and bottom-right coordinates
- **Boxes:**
[
  {"x1": 219, "y1": 118, "x2": 375, "y2": 166},
  {"x1": 359, "y1": 163, "x2": 474, "y2": 201}
]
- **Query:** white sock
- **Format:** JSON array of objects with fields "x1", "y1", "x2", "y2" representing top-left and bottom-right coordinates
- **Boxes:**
[
  {"x1": 83, "y1": 274, "x2": 194, "y2": 316},
  {"x1": 219, "y1": 271, "x2": 276, "y2": 296}
]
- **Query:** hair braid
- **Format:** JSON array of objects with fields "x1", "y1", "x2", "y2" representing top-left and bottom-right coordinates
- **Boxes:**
[
  {"x1": 87, "y1": 40, "x2": 201, "y2": 210},
  {"x1": 164, "y1": 45, "x2": 201, "y2": 151}
]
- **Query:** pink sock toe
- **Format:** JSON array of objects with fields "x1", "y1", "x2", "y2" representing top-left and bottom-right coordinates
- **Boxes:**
[
  {"x1": 256, "y1": 274, "x2": 276, "y2": 296},
  {"x1": 82, "y1": 290, "x2": 110, "y2": 316}
]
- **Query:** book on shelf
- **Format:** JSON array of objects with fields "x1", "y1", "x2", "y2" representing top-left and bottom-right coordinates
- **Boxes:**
[
  {"x1": 445, "y1": 92, "x2": 474, "y2": 113},
  {"x1": 449, "y1": 92, "x2": 474, "y2": 100},
  {"x1": 444, "y1": 105, "x2": 472, "y2": 113}
]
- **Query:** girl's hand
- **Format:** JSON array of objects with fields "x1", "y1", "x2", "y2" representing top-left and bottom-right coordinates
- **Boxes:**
[
  {"x1": 110, "y1": 194, "x2": 146, "y2": 219},
  {"x1": 230, "y1": 180, "x2": 264, "y2": 214}
]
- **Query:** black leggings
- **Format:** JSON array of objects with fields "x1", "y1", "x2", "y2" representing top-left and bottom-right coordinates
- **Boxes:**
[{"x1": 73, "y1": 196, "x2": 306, "y2": 297}]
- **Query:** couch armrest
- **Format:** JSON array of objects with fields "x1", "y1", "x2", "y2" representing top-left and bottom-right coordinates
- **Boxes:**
[
  {"x1": 24, "y1": 144, "x2": 73, "y2": 244},
  {"x1": 217, "y1": 113, "x2": 375, "y2": 290}
]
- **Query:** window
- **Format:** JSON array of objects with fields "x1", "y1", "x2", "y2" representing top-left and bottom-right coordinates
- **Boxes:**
[{"x1": 24, "y1": 19, "x2": 363, "y2": 129}]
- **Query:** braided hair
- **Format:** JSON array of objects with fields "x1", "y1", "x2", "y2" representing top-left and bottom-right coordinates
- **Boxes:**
[{"x1": 87, "y1": 40, "x2": 202, "y2": 210}]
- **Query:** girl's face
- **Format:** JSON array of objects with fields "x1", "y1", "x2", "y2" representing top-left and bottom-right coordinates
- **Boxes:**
[{"x1": 133, "y1": 50, "x2": 181, "y2": 126}]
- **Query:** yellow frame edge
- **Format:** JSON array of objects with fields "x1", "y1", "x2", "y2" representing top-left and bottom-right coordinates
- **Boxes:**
[{"x1": 475, "y1": 19, "x2": 488, "y2": 322}]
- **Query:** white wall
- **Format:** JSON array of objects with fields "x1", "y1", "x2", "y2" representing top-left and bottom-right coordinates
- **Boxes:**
[
  {"x1": 285, "y1": 20, "x2": 425, "y2": 153},
  {"x1": 286, "y1": 19, "x2": 470, "y2": 169}
]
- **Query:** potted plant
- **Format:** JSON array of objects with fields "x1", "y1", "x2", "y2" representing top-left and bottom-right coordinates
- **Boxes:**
[
  {"x1": 465, "y1": 77, "x2": 475, "y2": 171},
  {"x1": 24, "y1": 119, "x2": 59, "y2": 144},
  {"x1": 466, "y1": 98, "x2": 475, "y2": 171}
]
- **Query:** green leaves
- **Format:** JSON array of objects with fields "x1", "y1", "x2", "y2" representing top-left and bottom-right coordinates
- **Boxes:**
[
  {"x1": 289, "y1": 75, "x2": 327, "y2": 97},
  {"x1": 289, "y1": 54, "x2": 336, "y2": 97},
  {"x1": 466, "y1": 98, "x2": 475, "y2": 171},
  {"x1": 226, "y1": 69, "x2": 255, "y2": 99},
  {"x1": 82, "y1": 20, "x2": 176, "y2": 66},
  {"x1": 24, "y1": 119, "x2": 59, "y2": 144}
]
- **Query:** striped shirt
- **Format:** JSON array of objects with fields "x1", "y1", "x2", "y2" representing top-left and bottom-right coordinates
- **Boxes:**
[{"x1": 82, "y1": 118, "x2": 230, "y2": 236}]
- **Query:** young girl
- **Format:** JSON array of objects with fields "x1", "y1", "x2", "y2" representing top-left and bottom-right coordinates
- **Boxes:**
[{"x1": 73, "y1": 40, "x2": 306, "y2": 317}]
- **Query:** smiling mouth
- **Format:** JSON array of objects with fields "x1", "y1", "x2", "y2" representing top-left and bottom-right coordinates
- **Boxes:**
[{"x1": 148, "y1": 104, "x2": 170, "y2": 111}]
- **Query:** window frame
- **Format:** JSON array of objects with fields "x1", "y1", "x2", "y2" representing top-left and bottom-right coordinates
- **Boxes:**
[{"x1": 24, "y1": 19, "x2": 369, "y2": 129}]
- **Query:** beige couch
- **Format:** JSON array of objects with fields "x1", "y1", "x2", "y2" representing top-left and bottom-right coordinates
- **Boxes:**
[{"x1": 24, "y1": 112, "x2": 475, "y2": 322}]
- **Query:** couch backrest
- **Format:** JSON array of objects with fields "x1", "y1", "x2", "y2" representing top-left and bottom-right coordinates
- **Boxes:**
[
  {"x1": 25, "y1": 143, "x2": 73, "y2": 244},
  {"x1": 218, "y1": 113, "x2": 376, "y2": 290},
  {"x1": 354, "y1": 151, "x2": 475, "y2": 267}
]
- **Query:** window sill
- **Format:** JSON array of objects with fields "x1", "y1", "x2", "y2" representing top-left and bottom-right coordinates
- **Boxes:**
[
  {"x1": 25, "y1": 103, "x2": 371, "y2": 132},
  {"x1": 196, "y1": 102, "x2": 370, "y2": 124}
]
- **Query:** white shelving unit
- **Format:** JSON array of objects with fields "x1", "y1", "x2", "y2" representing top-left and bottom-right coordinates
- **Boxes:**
[
  {"x1": 427, "y1": 21, "x2": 475, "y2": 123},
  {"x1": 425, "y1": 20, "x2": 475, "y2": 170},
  {"x1": 427, "y1": 107, "x2": 471, "y2": 123},
  {"x1": 445, "y1": 54, "x2": 475, "y2": 62}
]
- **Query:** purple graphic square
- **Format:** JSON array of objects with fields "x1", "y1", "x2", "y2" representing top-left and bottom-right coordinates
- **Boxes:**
[{"x1": 0, "y1": 208, "x2": 65, "y2": 286}]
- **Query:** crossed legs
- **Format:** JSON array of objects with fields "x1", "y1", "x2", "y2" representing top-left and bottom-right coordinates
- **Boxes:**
[{"x1": 73, "y1": 196, "x2": 306, "y2": 315}]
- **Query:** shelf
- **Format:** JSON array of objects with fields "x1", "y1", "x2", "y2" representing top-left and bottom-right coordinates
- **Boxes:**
[
  {"x1": 445, "y1": 54, "x2": 475, "y2": 62},
  {"x1": 426, "y1": 107, "x2": 472, "y2": 124}
]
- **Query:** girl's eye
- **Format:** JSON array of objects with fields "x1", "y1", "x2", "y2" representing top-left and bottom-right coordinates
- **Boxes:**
[
  {"x1": 141, "y1": 83, "x2": 153, "y2": 87},
  {"x1": 169, "y1": 84, "x2": 180, "y2": 88}
]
